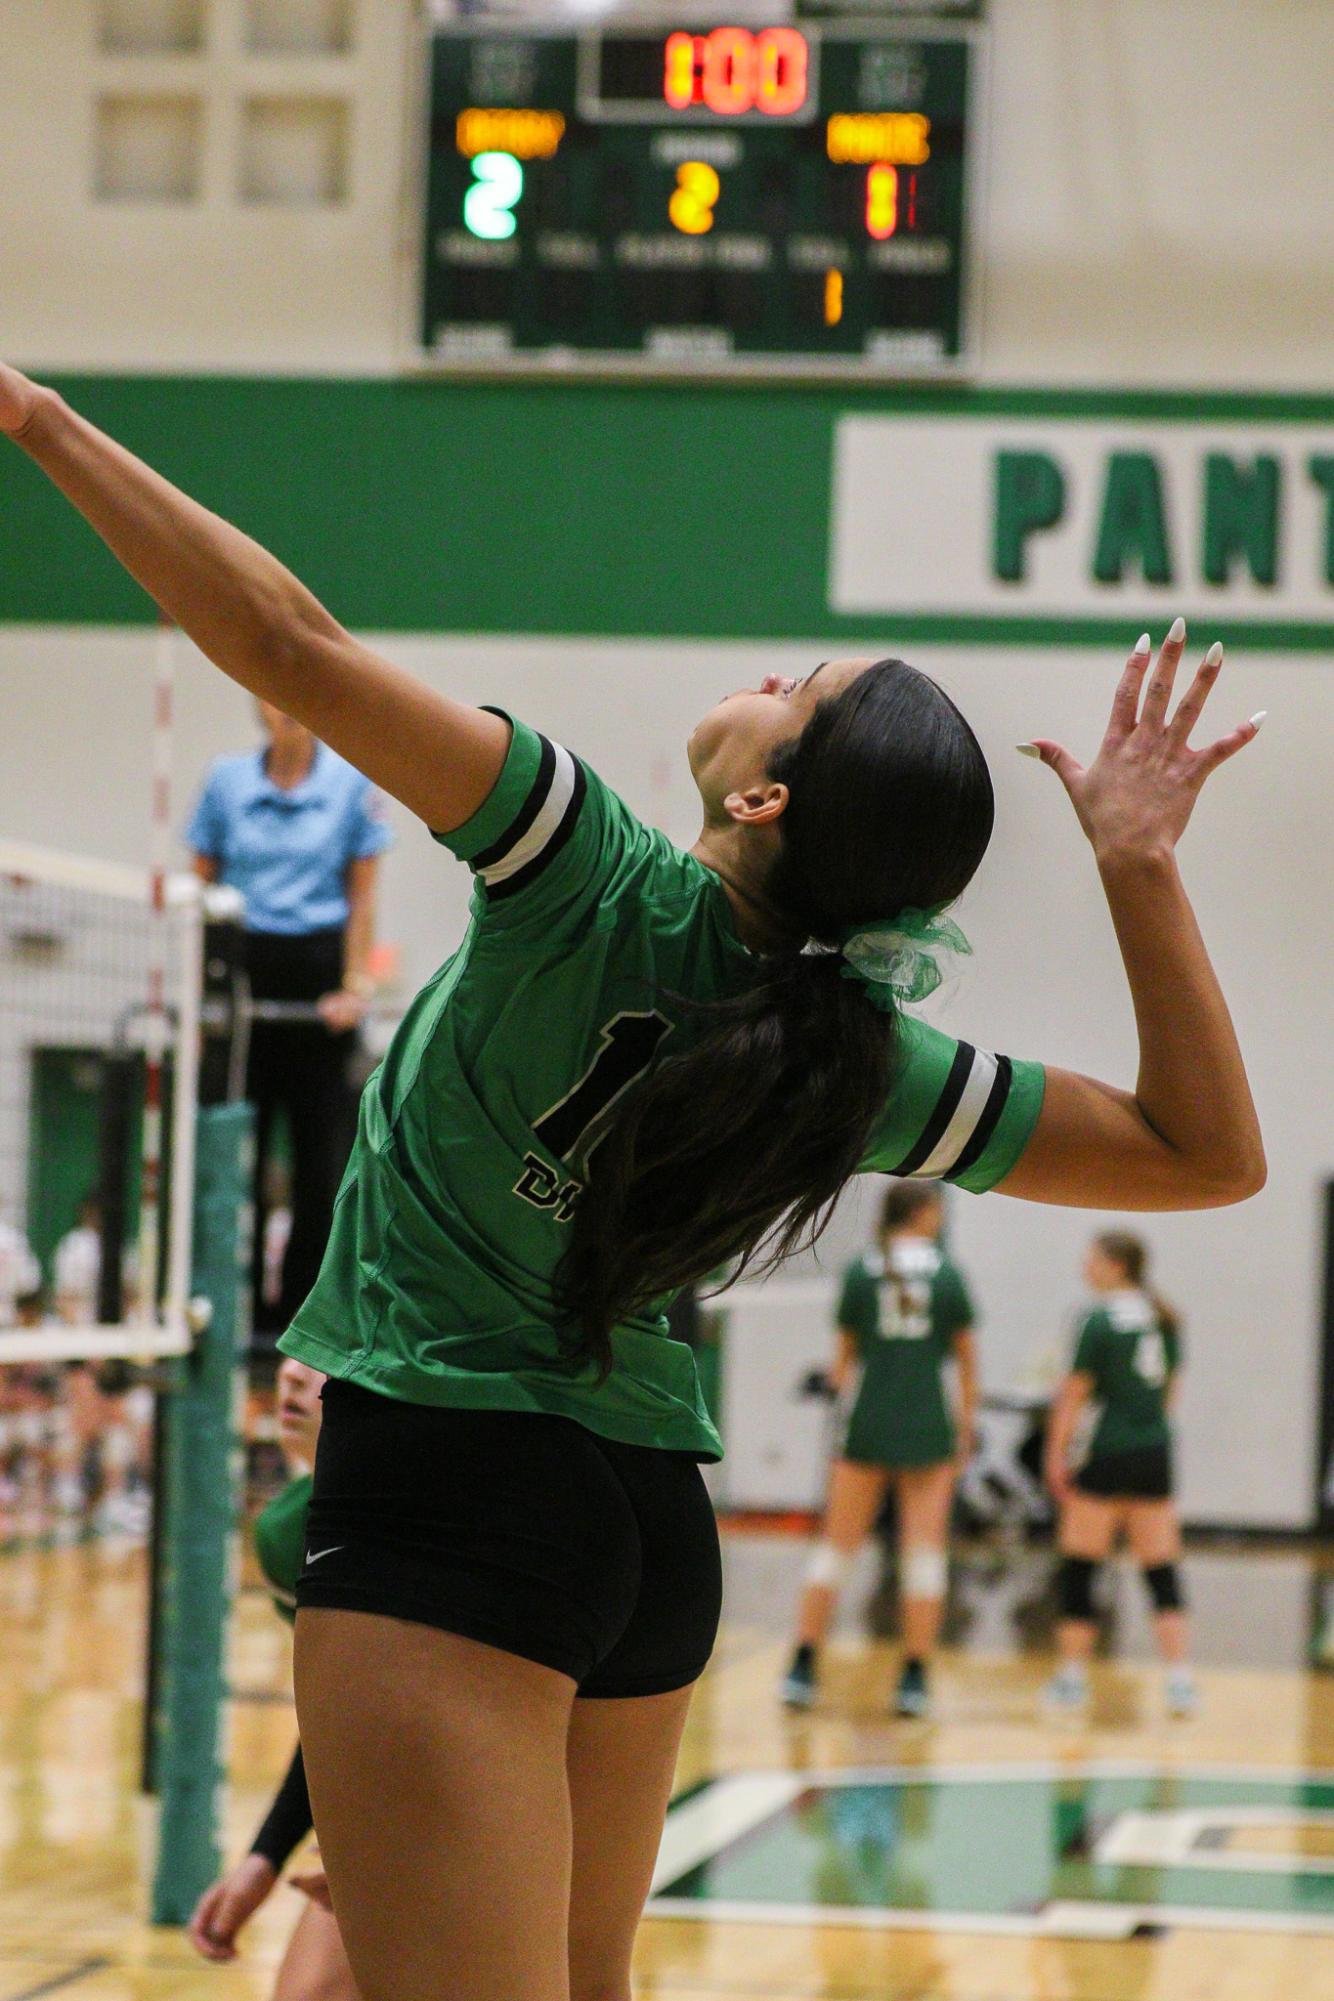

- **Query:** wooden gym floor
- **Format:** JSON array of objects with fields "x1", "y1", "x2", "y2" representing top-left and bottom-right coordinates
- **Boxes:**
[{"x1": 3, "y1": 1529, "x2": 1334, "y2": 1999}]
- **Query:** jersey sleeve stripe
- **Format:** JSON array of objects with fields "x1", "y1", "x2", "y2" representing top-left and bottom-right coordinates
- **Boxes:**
[
  {"x1": 912, "y1": 1048, "x2": 1001, "y2": 1179},
  {"x1": 476, "y1": 738, "x2": 579, "y2": 889},
  {"x1": 943, "y1": 1054, "x2": 1013, "y2": 1184},
  {"x1": 884, "y1": 1041, "x2": 975, "y2": 1178},
  {"x1": 486, "y1": 760, "x2": 587, "y2": 901},
  {"x1": 471, "y1": 732, "x2": 557, "y2": 872}
]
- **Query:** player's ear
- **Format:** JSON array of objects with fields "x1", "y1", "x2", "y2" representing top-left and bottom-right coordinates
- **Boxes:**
[{"x1": 722, "y1": 780, "x2": 789, "y2": 828}]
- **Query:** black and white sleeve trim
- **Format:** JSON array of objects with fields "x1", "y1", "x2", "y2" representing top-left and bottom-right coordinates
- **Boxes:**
[
  {"x1": 471, "y1": 735, "x2": 587, "y2": 900},
  {"x1": 886, "y1": 1043, "x2": 1013, "y2": 1184}
]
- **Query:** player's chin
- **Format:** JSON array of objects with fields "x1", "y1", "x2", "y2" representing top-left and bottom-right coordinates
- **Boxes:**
[{"x1": 689, "y1": 691, "x2": 749, "y2": 762}]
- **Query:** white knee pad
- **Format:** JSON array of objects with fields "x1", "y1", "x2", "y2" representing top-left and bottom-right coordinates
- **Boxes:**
[
  {"x1": 806, "y1": 1541, "x2": 855, "y2": 1592},
  {"x1": 902, "y1": 1545, "x2": 948, "y2": 1600}
]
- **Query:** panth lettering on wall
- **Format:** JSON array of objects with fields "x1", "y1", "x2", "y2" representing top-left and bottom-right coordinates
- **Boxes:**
[{"x1": 830, "y1": 409, "x2": 1334, "y2": 640}]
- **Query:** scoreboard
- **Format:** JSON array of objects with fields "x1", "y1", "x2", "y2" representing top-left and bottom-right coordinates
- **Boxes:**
[{"x1": 419, "y1": 20, "x2": 981, "y2": 375}]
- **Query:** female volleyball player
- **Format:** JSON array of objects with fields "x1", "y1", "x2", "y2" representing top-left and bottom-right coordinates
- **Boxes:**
[
  {"x1": 2, "y1": 362, "x2": 1264, "y2": 2001},
  {"x1": 190, "y1": 1356, "x2": 359, "y2": 1999},
  {"x1": 1044, "y1": 1232, "x2": 1195, "y2": 1715},
  {"x1": 782, "y1": 1180, "x2": 977, "y2": 1718}
]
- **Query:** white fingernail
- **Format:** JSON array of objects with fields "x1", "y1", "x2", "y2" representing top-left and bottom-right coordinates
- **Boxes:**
[
  {"x1": 1205, "y1": 641, "x2": 1223, "y2": 666},
  {"x1": 1168, "y1": 616, "x2": 1186, "y2": 643},
  {"x1": 1249, "y1": 710, "x2": 1267, "y2": 731},
  {"x1": 1016, "y1": 743, "x2": 1042, "y2": 759},
  {"x1": 1134, "y1": 632, "x2": 1151, "y2": 655}
]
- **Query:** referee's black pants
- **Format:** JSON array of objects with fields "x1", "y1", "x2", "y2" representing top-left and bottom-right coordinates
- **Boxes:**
[{"x1": 245, "y1": 927, "x2": 359, "y2": 1341}]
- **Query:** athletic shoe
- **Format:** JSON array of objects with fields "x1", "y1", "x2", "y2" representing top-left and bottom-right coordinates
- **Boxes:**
[
  {"x1": 781, "y1": 1646, "x2": 817, "y2": 1711},
  {"x1": 1165, "y1": 1669, "x2": 1199, "y2": 1718},
  {"x1": 1043, "y1": 1664, "x2": 1090, "y2": 1714},
  {"x1": 894, "y1": 1658, "x2": 931, "y2": 1718}
]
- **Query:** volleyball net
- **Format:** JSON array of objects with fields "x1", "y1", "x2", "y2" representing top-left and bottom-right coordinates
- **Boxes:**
[
  {"x1": 0, "y1": 840, "x2": 203, "y2": 1356},
  {"x1": 0, "y1": 839, "x2": 253, "y2": 1922}
]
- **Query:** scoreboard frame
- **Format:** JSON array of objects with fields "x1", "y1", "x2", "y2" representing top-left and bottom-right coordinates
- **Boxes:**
[{"x1": 410, "y1": 14, "x2": 988, "y2": 381}]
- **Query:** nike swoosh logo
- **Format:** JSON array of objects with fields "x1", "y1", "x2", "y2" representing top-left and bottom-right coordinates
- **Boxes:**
[{"x1": 304, "y1": 1545, "x2": 346, "y2": 1565}]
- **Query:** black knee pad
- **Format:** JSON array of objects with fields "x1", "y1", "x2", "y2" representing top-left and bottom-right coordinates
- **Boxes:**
[
  {"x1": 1058, "y1": 1555, "x2": 1099, "y2": 1621},
  {"x1": 1144, "y1": 1562, "x2": 1184, "y2": 1613}
]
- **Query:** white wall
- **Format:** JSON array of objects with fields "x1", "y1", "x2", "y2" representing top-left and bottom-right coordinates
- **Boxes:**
[
  {"x1": 0, "y1": 622, "x2": 1326, "y2": 1525},
  {"x1": 2, "y1": 0, "x2": 1332, "y2": 386}
]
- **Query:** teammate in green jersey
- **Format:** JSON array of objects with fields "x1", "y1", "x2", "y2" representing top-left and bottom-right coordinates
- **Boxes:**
[
  {"x1": 783, "y1": 1180, "x2": 978, "y2": 1718},
  {"x1": 1044, "y1": 1231, "x2": 1195, "y2": 1716},
  {"x1": 189, "y1": 1357, "x2": 360, "y2": 1999},
  {"x1": 3, "y1": 359, "x2": 1266, "y2": 2001}
]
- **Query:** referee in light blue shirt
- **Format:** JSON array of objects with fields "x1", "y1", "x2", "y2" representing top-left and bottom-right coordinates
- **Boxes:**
[{"x1": 188, "y1": 700, "x2": 392, "y2": 1339}]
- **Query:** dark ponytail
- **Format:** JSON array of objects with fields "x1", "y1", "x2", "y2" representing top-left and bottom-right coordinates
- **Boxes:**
[
  {"x1": 561, "y1": 659, "x2": 995, "y2": 1374},
  {"x1": 1094, "y1": 1230, "x2": 1182, "y2": 1342}
]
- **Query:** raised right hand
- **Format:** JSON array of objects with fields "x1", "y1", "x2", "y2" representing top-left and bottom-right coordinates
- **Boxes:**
[{"x1": 0, "y1": 363, "x2": 42, "y2": 438}]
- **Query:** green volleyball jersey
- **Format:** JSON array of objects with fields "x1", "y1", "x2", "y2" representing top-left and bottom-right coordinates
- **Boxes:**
[
  {"x1": 281, "y1": 712, "x2": 1044, "y2": 1460},
  {"x1": 839, "y1": 1240, "x2": 974, "y2": 1466},
  {"x1": 252, "y1": 1473, "x2": 312, "y2": 1625},
  {"x1": 1073, "y1": 1290, "x2": 1181, "y2": 1462}
]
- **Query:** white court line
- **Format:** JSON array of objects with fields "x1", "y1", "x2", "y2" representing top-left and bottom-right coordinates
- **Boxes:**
[
  {"x1": 1096, "y1": 1806, "x2": 1334, "y2": 1875},
  {"x1": 666, "y1": 1759, "x2": 1334, "y2": 1791},
  {"x1": 651, "y1": 1775, "x2": 806, "y2": 1895},
  {"x1": 647, "y1": 1895, "x2": 1334, "y2": 1940},
  {"x1": 649, "y1": 1765, "x2": 1334, "y2": 1937}
]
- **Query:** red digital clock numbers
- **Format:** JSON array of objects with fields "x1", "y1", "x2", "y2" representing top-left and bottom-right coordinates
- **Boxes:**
[{"x1": 663, "y1": 26, "x2": 809, "y2": 118}]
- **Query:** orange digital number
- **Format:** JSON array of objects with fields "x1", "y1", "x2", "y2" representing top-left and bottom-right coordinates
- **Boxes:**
[
  {"x1": 866, "y1": 162, "x2": 899, "y2": 241},
  {"x1": 755, "y1": 27, "x2": 808, "y2": 118},
  {"x1": 663, "y1": 31, "x2": 697, "y2": 111},
  {"x1": 660, "y1": 26, "x2": 810, "y2": 117},
  {"x1": 702, "y1": 26, "x2": 753, "y2": 116},
  {"x1": 669, "y1": 161, "x2": 720, "y2": 235}
]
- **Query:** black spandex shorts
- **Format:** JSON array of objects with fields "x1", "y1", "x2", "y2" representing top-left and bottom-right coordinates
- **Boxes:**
[
  {"x1": 296, "y1": 1380, "x2": 723, "y2": 1698},
  {"x1": 1075, "y1": 1444, "x2": 1173, "y2": 1501}
]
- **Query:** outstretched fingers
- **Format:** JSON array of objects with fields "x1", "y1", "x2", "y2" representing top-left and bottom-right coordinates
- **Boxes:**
[
  {"x1": 1194, "y1": 710, "x2": 1267, "y2": 781},
  {"x1": 1167, "y1": 641, "x2": 1225, "y2": 747},
  {"x1": 1139, "y1": 615, "x2": 1188, "y2": 728},
  {"x1": 1106, "y1": 632, "x2": 1153, "y2": 739},
  {"x1": 1023, "y1": 739, "x2": 1085, "y2": 793}
]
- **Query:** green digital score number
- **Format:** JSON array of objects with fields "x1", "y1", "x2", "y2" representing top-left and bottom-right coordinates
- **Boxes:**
[{"x1": 463, "y1": 151, "x2": 524, "y2": 241}]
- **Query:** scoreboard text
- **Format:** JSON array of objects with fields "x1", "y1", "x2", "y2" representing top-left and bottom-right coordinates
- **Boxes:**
[{"x1": 421, "y1": 22, "x2": 978, "y2": 373}]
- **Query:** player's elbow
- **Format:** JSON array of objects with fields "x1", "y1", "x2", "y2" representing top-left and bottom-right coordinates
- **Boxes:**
[
  {"x1": 1230, "y1": 1142, "x2": 1268, "y2": 1202},
  {"x1": 1192, "y1": 1140, "x2": 1267, "y2": 1207}
]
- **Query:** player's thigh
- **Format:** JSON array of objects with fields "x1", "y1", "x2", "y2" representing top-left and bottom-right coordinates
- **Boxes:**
[
  {"x1": 824, "y1": 1458, "x2": 894, "y2": 1549},
  {"x1": 1059, "y1": 1490, "x2": 1118, "y2": 1560},
  {"x1": 295, "y1": 1609, "x2": 576, "y2": 2001},
  {"x1": 566, "y1": 1684, "x2": 694, "y2": 2001},
  {"x1": 895, "y1": 1460, "x2": 955, "y2": 1551},
  {"x1": 273, "y1": 1899, "x2": 363, "y2": 2001},
  {"x1": 1126, "y1": 1498, "x2": 1181, "y2": 1565}
]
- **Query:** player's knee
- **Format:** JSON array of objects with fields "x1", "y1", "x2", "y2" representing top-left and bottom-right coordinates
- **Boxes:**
[
  {"x1": 806, "y1": 1540, "x2": 854, "y2": 1592},
  {"x1": 571, "y1": 1982, "x2": 631, "y2": 2001},
  {"x1": 1143, "y1": 1561, "x2": 1185, "y2": 1613},
  {"x1": 1058, "y1": 1555, "x2": 1099, "y2": 1621},
  {"x1": 568, "y1": 1943, "x2": 633, "y2": 2001},
  {"x1": 901, "y1": 1544, "x2": 948, "y2": 1600}
]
